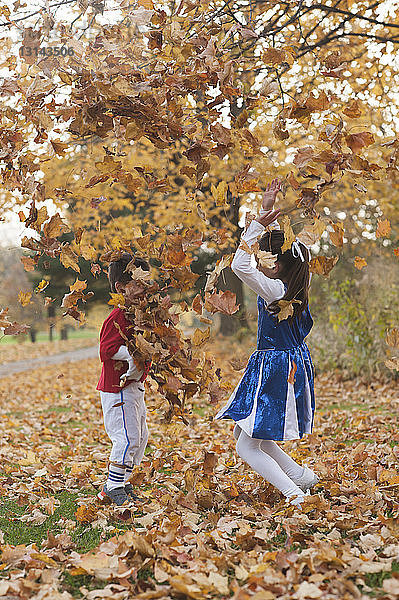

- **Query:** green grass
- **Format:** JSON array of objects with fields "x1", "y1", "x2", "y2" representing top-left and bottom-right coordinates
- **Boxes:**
[
  {"x1": 0, "y1": 329, "x2": 97, "y2": 345},
  {"x1": 61, "y1": 573, "x2": 108, "y2": 599},
  {"x1": 363, "y1": 560, "x2": 399, "y2": 589}
]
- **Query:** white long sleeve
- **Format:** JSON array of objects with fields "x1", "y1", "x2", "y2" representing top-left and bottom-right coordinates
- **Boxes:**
[
  {"x1": 231, "y1": 219, "x2": 285, "y2": 304},
  {"x1": 111, "y1": 345, "x2": 143, "y2": 380},
  {"x1": 111, "y1": 345, "x2": 131, "y2": 361}
]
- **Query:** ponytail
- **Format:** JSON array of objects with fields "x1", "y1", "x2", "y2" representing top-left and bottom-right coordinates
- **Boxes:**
[{"x1": 258, "y1": 230, "x2": 310, "y2": 322}]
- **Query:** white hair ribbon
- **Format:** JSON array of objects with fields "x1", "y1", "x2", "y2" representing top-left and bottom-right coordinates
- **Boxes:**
[{"x1": 291, "y1": 239, "x2": 310, "y2": 262}]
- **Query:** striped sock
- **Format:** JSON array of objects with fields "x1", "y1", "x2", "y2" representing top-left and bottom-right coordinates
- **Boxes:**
[
  {"x1": 106, "y1": 463, "x2": 126, "y2": 491},
  {"x1": 124, "y1": 464, "x2": 133, "y2": 484}
]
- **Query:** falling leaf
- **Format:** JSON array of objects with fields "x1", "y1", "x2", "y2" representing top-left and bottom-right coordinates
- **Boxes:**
[
  {"x1": 376, "y1": 219, "x2": 391, "y2": 238},
  {"x1": 329, "y1": 221, "x2": 344, "y2": 247},
  {"x1": 204, "y1": 290, "x2": 239, "y2": 315},
  {"x1": 211, "y1": 181, "x2": 228, "y2": 205},
  {"x1": 280, "y1": 215, "x2": 296, "y2": 253},
  {"x1": 343, "y1": 99, "x2": 363, "y2": 118},
  {"x1": 345, "y1": 131, "x2": 374, "y2": 153},
  {"x1": 108, "y1": 293, "x2": 125, "y2": 306},
  {"x1": 60, "y1": 246, "x2": 80, "y2": 272},
  {"x1": 309, "y1": 255, "x2": 339, "y2": 277},
  {"x1": 255, "y1": 250, "x2": 277, "y2": 269},
  {"x1": 18, "y1": 291, "x2": 32, "y2": 306},
  {"x1": 276, "y1": 299, "x2": 301, "y2": 321},
  {"x1": 354, "y1": 256, "x2": 367, "y2": 270},
  {"x1": 43, "y1": 213, "x2": 70, "y2": 238},
  {"x1": 192, "y1": 327, "x2": 211, "y2": 346},
  {"x1": 34, "y1": 279, "x2": 49, "y2": 293}
]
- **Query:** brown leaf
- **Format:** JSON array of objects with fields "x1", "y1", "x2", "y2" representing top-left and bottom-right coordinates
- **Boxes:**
[
  {"x1": 204, "y1": 290, "x2": 239, "y2": 315},
  {"x1": 309, "y1": 255, "x2": 339, "y2": 277},
  {"x1": 345, "y1": 132, "x2": 374, "y2": 153},
  {"x1": 376, "y1": 219, "x2": 391, "y2": 238},
  {"x1": 386, "y1": 328, "x2": 399, "y2": 349},
  {"x1": 329, "y1": 221, "x2": 344, "y2": 247},
  {"x1": 43, "y1": 213, "x2": 70, "y2": 238}
]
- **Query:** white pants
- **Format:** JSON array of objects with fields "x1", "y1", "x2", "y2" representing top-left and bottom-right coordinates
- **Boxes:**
[
  {"x1": 234, "y1": 424, "x2": 304, "y2": 500},
  {"x1": 100, "y1": 382, "x2": 148, "y2": 467}
]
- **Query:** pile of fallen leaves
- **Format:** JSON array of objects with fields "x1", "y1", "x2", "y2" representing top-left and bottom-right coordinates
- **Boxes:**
[{"x1": 0, "y1": 340, "x2": 398, "y2": 599}]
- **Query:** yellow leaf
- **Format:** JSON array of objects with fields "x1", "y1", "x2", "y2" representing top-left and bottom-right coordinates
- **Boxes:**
[
  {"x1": 280, "y1": 215, "x2": 295, "y2": 253},
  {"x1": 34, "y1": 279, "x2": 49, "y2": 293},
  {"x1": 376, "y1": 219, "x2": 391, "y2": 239},
  {"x1": 70, "y1": 279, "x2": 87, "y2": 293},
  {"x1": 108, "y1": 293, "x2": 125, "y2": 307},
  {"x1": 30, "y1": 553, "x2": 58, "y2": 567},
  {"x1": 211, "y1": 181, "x2": 228, "y2": 205},
  {"x1": 354, "y1": 256, "x2": 367, "y2": 270},
  {"x1": 192, "y1": 327, "x2": 211, "y2": 346},
  {"x1": 60, "y1": 246, "x2": 80, "y2": 272},
  {"x1": 329, "y1": 221, "x2": 344, "y2": 247},
  {"x1": 18, "y1": 291, "x2": 32, "y2": 306},
  {"x1": 277, "y1": 299, "x2": 300, "y2": 322}
]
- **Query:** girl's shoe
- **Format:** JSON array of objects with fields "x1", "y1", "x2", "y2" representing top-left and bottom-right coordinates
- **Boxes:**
[
  {"x1": 97, "y1": 484, "x2": 129, "y2": 506},
  {"x1": 294, "y1": 466, "x2": 319, "y2": 493},
  {"x1": 124, "y1": 483, "x2": 145, "y2": 502},
  {"x1": 288, "y1": 494, "x2": 306, "y2": 508}
]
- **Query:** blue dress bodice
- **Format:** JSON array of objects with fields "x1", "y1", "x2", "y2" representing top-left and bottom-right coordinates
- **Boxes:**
[{"x1": 257, "y1": 296, "x2": 313, "y2": 351}]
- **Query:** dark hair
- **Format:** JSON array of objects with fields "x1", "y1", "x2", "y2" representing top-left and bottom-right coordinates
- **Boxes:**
[
  {"x1": 108, "y1": 253, "x2": 150, "y2": 293},
  {"x1": 258, "y1": 230, "x2": 310, "y2": 321}
]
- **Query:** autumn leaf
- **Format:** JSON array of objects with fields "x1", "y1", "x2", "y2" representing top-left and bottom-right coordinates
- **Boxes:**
[
  {"x1": 343, "y1": 99, "x2": 363, "y2": 118},
  {"x1": 204, "y1": 290, "x2": 239, "y2": 315},
  {"x1": 192, "y1": 327, "x2": 211, "y2": 346},
  {"x1": 280, "y1": 215, "x2": 296, "y2": 253},
  {"x1": 297, "y1": 218, "x2": 326, "y2": 246},
  {"x1": 354, "y1": 256, "x2": 367, "y2": 270},
  {"x1": 108, "y1": 293, "x2": 125, "y2": 306},
  {"x1": 60, "y1": 246, "x2": 80, "y2": 272},
  {"x1": 386, "y1": 328, "x2": 399, "y2": 349},
  {"x1": 276, "y1": 299, "x2": 301, "y2": 321},
  {"x1": 329, "y1": 221, "x2": 344, "y2": 247},
  {"x1": 345, "y1": 131, "x2": 374, "y2": 153},
  {"x1": 211, "y1": 181, "x2": 228, "y2": 206},
  {"x1": 376, "y1": 219, "x2": 391, "y2": 238},
  {"x1": 385, "y1": 357, "x2": 399, "y2": 371},
  {"x1": 17, "y1": 291, "x2": 32, "y2": 307},
  {"x1": 43, "y1": 214, "x2": 70, "y2": 239},
  {"x1": 309, "y1": 255, "x2": 339, "y2": 277},
  {"x1": 255, "y1": 250, "x2": 277, "y2": 269},
  {"x1": 34, "y1": 279, "x2": 49, "y2": 293}
]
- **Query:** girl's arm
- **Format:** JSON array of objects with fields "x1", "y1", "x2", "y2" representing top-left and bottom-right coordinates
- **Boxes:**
[{"x1": 231, "y1": 215, "x2": 285, "y2": 304}]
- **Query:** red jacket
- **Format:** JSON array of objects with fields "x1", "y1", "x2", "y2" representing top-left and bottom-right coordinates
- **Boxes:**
[{"x1": 96, "y1": 307, "x2": 150, "y2": 393}]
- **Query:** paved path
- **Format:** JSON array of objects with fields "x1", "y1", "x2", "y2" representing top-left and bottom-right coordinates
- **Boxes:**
[{"x1": 0, "y1": 345, "x2": 99, "y2": 378}]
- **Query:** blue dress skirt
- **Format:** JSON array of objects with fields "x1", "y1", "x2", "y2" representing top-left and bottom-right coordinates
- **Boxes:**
[{"x1": 215, "y1": 296, "x2": 316, "y2": 441}]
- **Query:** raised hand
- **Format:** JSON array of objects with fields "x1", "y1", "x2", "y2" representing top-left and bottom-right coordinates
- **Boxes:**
[
  {"x1": 256, "y1": 208, "x2": 281, "y2": 228},
  {"x1": 261, "y1": 178, "x2": 282, "y2": 211}
]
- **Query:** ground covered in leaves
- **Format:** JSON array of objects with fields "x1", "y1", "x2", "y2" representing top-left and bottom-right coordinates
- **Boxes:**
[
  {"x1": 0, "y1": 344, "x2": 398, "y2": 600},
  {"x1": 0, "y1": 337, "x2": 97, "y2": 365}
]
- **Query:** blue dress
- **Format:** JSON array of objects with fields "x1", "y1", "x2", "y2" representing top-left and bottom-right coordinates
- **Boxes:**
[{"x1": 215, "y1": 296, "x2": 316, "y2": 441}]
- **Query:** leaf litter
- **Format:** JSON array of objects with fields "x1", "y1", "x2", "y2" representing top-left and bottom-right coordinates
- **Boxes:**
[{"x1": 0, "y1": 341, "x2": 398, "y2": 599}]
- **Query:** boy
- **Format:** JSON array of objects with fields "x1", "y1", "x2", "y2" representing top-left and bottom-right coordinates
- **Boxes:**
[{"x1": 96, "y1": 253, "x2": 151, "y2": 506}]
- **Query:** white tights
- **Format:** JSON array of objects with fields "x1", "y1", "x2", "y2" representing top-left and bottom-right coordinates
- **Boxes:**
[{"x1": 234, "y1": 424, "x2": 304, "y2": 500}]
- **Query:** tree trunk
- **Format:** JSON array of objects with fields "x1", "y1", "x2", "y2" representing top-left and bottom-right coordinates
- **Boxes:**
[
  {"x1": 60, "y1": 326, "x2": 68, "y2": 340},
  {"x1": 218, "y1": 268, "x2": 247, "y2": 335},
  {"x1": 217, "y1": 183, "x2": 248, "y2": 336}
]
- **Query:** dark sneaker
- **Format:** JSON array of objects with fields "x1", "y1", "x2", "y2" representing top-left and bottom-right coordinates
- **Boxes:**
[
  {"x1": 125, "y1": 483, "x2": 145, "y2": 502},
  {"x1": 97, "y1": 484, "x2": 128, "y2": 506}
]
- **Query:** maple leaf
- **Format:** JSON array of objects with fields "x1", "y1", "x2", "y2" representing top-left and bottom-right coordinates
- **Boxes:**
[
  {"x1": 255, "y1": 250, "x2": 277, "y2": 269},
  {"x1": 17, "y1": 291, "x2": 32, "y2": 307},
  {"x1": 280, "y1": 215, "x2": 296, "y2": 253},
  {"x1": 376, "y1": 219, "x2": 391, "y2": 238},
  {"x1": 354, "y1": 256, "x2": 367, "y2": 270},
  {"x1": 204, "y1": 290, "x2": 239, "y2": 315},
  {"x1": 345, "y1": 132, "x2": 374, "y2": 153},
  {"x1": 276, "y1": 299, "x2": 301, "y2": 322},
  {"x1": 42, "y1": 214, "x2": 70, "y2": 239},
  {"x1": 309, "y1": 255, "x2": 339, "y2": 277},
  {"x1": 192, "y1": 327, "x2": 211, "y2": 346},
  {"x1": 298, "y1": 218, "x2": 326, "y2": 246},
  {"x1": 60, "y1": 245, "x2": 80, "y2": 272},
  {"x1": 329, "y1": 221, "x2": 344, "y2": 247}
]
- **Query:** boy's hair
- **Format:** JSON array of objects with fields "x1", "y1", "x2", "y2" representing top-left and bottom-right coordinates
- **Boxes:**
[
  {"x1": 108, "y1": 253, "x2": 150, "y2": 293},
  {"x1": 258, "y1": 230, "x2": 310, "y2": 321}
]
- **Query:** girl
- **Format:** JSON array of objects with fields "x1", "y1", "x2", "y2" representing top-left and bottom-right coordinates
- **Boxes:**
[{"x1": 215, "y1": 179, "x2": 318, "y2": 507}]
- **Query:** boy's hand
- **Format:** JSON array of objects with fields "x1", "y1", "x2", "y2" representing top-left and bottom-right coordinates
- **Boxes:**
[
  {"x1": 261, "y1": 178, "x2": 282, "y2": 211},
  {"x1": 256, "y1": 208, "x2": 281, "y2": 228}
]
